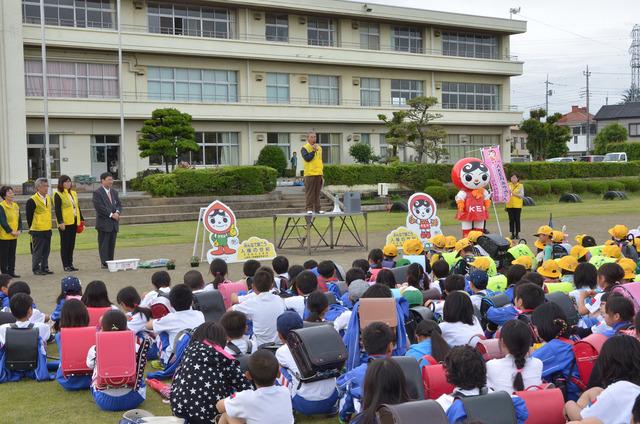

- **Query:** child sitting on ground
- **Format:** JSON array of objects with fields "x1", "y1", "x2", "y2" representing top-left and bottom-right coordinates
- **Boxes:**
[
  {"x1": 183, "y1": 270, "x2": 207, "y2": 293},
  {"x1": 117, "y1": 286, "x2": 151, "y2": 335},
  {"x1": 381, "y1": 244, "x2": 397, "y2": 268},
  {"x1": 81, "y1": 280, "x2": 114, "y2": 309},
  {"x1": 486, "y1": 283, "x2": 545, "y2": 328},
  {"x1": 0, "y1": 274, "x2": 12, "y2": 308},
  {"x1": 209, "y1": 258, "x2": 232, "y2": 290},
  {"x1": 431, "y1": 259, "x2": 450, "y2": 294},
  {"x1": 601, "y1": 295, "x2": 634, "y2": 337},
  {"x1": 221, "y1": 310, "x2": 252, "y2": 356},
  {"x1": 272, "y1": 255, "x2": 290, "y2": 293},
  {"x1": 2, "y1": 281, "x2": 48, "y2": 323},
  {"x1": 217, "y1": 350, "x2": 294, "y2": 424},
  {"x1": 51, "y1": 276, "x2": 82, "y2": 330},
  {"x1": 242, "y1": 259, "x2": 261, "y2": 291},
  {"x1": 341, "y1": 267, "x2": 367, "y2": 308},
  {"x1": 317, "y1": 260, "x2": 342, "y2": 298},
  {"x1": 140, "y1": 271, "x2": 171, "y2": 307},
  {"x1": 468, "y1": 270, "x2": 490, "y2": 312},
  {"x1": 405, "y1": 319, "x2": 450, "y2": 366},
  {"x1": 275, "y1": 311, "x2": 339, "y2": 415},
  {"x1": 283, "y1": 270, "x2": 318, "y2": 318},
  {"x1": 55, "y1": 299, "x2": 91, "y2": 390}
]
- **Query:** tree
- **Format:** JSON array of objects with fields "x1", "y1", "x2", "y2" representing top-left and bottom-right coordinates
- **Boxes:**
[
  {"x1": 521, "y1": 109, "x2": 571, "y2": 160},
  {"x1": 377, "y1": 96, "x2": 448, "y2": 163},
  {"x1": 349, "y1": 143, "x2": 376, "y2": 164},
  {"x1": 138, "y1": 108, "x2": 198, "y2": 173},
  {"x1": 620, "y1": 86, "x2": 640, "y2": 104},
  {"x1": 256, "y1": 145, "x2": 287, "y2": 176},
  {"x1": 594, "y1": 123, "x2": 628, "y2": 154}
]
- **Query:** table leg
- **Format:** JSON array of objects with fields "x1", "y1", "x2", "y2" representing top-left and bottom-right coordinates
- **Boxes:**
[
  {"x1": 307, "y1": 217, "x2": 312, "y2": 255},
  {"x1": 365, "y1": 212, "x2": 369, "y2": 251},
  {"x1": 330, "y1": 217, "x2": 334, "y2": 249}
]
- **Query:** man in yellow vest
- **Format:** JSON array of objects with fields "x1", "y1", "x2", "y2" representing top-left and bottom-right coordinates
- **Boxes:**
[
  {"x1": 25, "y1": 178, "x2": 53, "y2": 276},
  {"x1": 301, "y1": 131, "x2": 324, "y2": 214}
]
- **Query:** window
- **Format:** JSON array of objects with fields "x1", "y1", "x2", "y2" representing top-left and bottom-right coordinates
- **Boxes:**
[
  {"x1": 360, "y1": 133, "x2": 370, "y2": 146},
  {"x1": 359, "y1": 22, "x2": 380, "y2": 50},
  {"x1": 317, "y1": 133, "x2": 341, "y2": 164},
  {"x1": 265, "y1": 14, "x2": 288, "y2": 42},
  {"x1": 379, "y1": 134, "x2": 388, "y2": 158},
  {"x1": 267, "y1": 133, "x2": 290, "y2": 159},
  {"x1": 441, "y1": 82, "x2": 500, "y2": 110},
  {"x1": 574, "y1": 136, "x2": 579, "y2": 145},
  {"x1": 442, "y1": 31, "x2": 498, "y2": 59},
  {"x1": 630, "y1": 123, "x2": 640, "y2": 137},
  {"x1": 177, "y1": 132, "x2": 239, "y2": 166},
  {"x1": 147, "y1": 67, "x2": 237, "y2": 102},
  {"x1": 360, "y1": 78, "x2": 381, "y2": 107},
  {"x1": 147, "y1": 2, "x2": 235, "y2": 39},
  {"x1": 22, "y1": 0, "x2": 115, "y2": 29},
  {"x1": 391, "y1": 79, "x2": 423, "y2": 106},
  {"x1": 91, "y1": 135, "x2": 120, "y2": 179},
  {"x1": 392, "y1": 26, "x2": 422, "y2": 53},
  {"x1": 520, "y1": 137, "x2": 525, "y2": 150},
  {"x1": 572, "y1": 126, "x2": 581, "y2": 135},
  {"x1": 309, "y1": 75, "x2": 339, "y2": 105},
  {"x1": 266, "y1": 73, "x2": 290, "y2": 104},
  {"x1": 444, "y1": 134, "x2": 499, "y2": 163},
  {"x1": 24, "y1": 59, "x2": 118, "y2": 98},
  {"x1": 27, "y1": 134, "x2": 61, "y2": 179},
  {"x1": 308, "y1": 17, "x2": 336, "y2": 47}
]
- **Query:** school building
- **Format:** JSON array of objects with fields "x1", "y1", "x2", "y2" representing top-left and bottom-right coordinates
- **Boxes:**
[{"x1": 0, "y1": 0, "x2": 526, "y2": 186}]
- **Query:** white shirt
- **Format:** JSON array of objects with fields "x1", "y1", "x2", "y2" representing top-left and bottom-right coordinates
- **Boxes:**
[
  {"x1": 284, "y1": 295, "x2": 306, "y2": 318},
  {"x1": 275, "y1": 273, "x2": 290, "y2": 291},
  {"x1": 224, "y1": 386, "x2": 294, "y2": 424},
  {"x1": 86, "y1": 343, "x2": 146, "y2": 398},
  {"x1": 139, "y1": 287, "x2": 170, "y2": 308},
  {"x1": 3, "y1": 306, "x2": 47, "y2": 324},
  {"x1": 580, "y1": 380, "x2": 640, "y2": 424},
  {"x1": 126, "y1": 311, "x2": 149, "y2": 335},
  {"x1": 333, "y1": 310, "x2": 352, "y2": 333},
  {"x1": 232, "y1": 292, "x2": 284, "y2": 347},
  {"x1": 237, "y1": 291, "x2": 257, "y2": 304},
  {"x1": 439, "y1": 317, "x2": 484, "y2": 347},
  {"x1": 470, "y1": 291, "x2": 488, "y2": 312},
  {"x1": 486, "y1": 355, "x2": 543, "y2": 393},
  {"x1": 276, "y1": 344, "x2": 337, "y2": 401},
  {"x1": 152, "y1": 309, "x2": 204, "y2": 360},
  {"x1": 224, "y1": 337, "x2": 252, "y2": 356},
  {"x1": 0, "y1": 320, "x2": 50, "y2": 345}
]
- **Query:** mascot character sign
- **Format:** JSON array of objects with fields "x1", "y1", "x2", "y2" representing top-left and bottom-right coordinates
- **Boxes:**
[
  {"x1": 406, "y1": 193, "x2": 442, "y2": 242},
  {"x1": 203, "y1": 201, "x2": 240, "y2": 263},
  {"x1": 452, "y1": 158, "x2": 491, "y2": 237}
]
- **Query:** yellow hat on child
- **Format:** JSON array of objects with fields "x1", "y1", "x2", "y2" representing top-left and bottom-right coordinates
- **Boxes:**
[
  {"x1": 455, "y1": 238, "x2": 472, "y2": 253},
  {"x1": 467, "y1": 231, "x2": 484, "y2": 243},
  {"x1": 402, "y1": 239, "x2": 424, "y2": 256},
  {"x1": 534, "y1": 240, "x2": 546, "y2": 251},
  {"x1": 604, "y1": 240, "x2": 617, "y2": 246},
  {"x1": 428, "y1": 234, "x2": 446, "y2": 250},
  {"x1": 557, "y1": 255, "x2": 578, "y2": 273},
  {"x1": 575, "y1": 234, "x2": 586, "y2": 244},
  {"x1": 534, "y1": 225, "x2": 553, "y2": 237},
  {"x1": 551, "y1": 231, "x2": 565, "y2": 244},
  {"x1": 383, "y1": 244, "x2": 398, "y2": 258},
  {"x1": 570, "y1": 245, "x2": 589, "y2": 260},
  {"x1": 511, "y1": 256, "x2": 533, "y2": 270},
  {"x1": 602, "y1": 244, "x2": 622, "y2": 259},
  {"x1": 608, "y1": 224, "x2": 629, "y2": 240},
  {"x1": 634, "y1": 238, "x2": 640, "y2": 254},
  {"x1": 537, "y1": 260, "x2": 561, "y2": 279},
  {"x1": 445, "y1": 236, "x2": 457, "y2": 249},
  {"x1": 618, "y1": 258, "x2": 637, "y2": 280},
  {"x1": 469, "y1": 256, "x2": 491, "y2": 271}
]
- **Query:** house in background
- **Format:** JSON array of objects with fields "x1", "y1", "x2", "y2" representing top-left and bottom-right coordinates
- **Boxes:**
[
  {"x1": 594, "y1": 102, "x2": 640, "y2": 143},
  {"x1": 556, "y1": 105, "x2": 595, "y2": 156},
  {"x1": 509, "y1": 125, "x2": 530, "y2": 161}
]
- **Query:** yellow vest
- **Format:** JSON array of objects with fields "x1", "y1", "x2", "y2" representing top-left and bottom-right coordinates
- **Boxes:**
[
  {"x1": 56, "y1": 189, "x2": 80, "y2": 226},
  {"x1": 506, "y1": 182, "x2": 524, "y2": 208},
  {"x1": 302, "y1": 143, "x2": 323, "y2": 176},
  {"x1": 30, "y1": 193, "x2": 52, "y2": 232},
  {"x1": 0, "y1": 200, "x2": 20, "y2": 240}
]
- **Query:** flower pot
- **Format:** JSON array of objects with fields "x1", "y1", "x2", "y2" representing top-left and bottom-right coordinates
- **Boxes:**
[
  {"x1": 190, "y1": 262, "x2": 200, "y2": 268},
  {"x1": 22, "y1": 182, "x2": 35, "y2": 195}
]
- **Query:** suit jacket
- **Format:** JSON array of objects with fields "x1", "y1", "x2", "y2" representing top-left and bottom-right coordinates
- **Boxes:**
[{"x1": 92, "y1": 187, "x2": 122, "y2": 233}]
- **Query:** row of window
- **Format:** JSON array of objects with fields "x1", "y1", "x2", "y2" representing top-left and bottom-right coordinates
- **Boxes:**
[{"x1": 21, "y1": 1, "x2": 502, "y2": 59}]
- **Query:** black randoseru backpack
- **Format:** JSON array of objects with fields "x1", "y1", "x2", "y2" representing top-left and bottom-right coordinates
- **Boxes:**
[
  {"x1": 286, "y1": 325, "x2": 347, "y2": 384},
  {"x1": 5, "y1": 324, "x2": 39, "y2": 372}
]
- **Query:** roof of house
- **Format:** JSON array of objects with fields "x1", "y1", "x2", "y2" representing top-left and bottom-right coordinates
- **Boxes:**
[
  {"x1": 556, "y1": 105, "x2": 594, "y2": 125},
  {"x1": 594, "y1": 102, "x2": 640, "y2": 121}
]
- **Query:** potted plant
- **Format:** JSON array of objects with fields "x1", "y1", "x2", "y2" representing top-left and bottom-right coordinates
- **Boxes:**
[
  {"x1": 166, "y1": 259, "x2": 176, "y2": 270},
  {"x1": 190, "y1": 256, "x2": 200, "y2": 268},
  {"x1": 22, "y1": 180, "x2": 35, "y2": 195}
]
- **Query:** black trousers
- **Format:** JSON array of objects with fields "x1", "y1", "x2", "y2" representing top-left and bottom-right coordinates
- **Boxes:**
[
  {"x1": 59, "y1": 224, "x2": 77, "y2": 268},
  {"x1": 506, "y1": 207, "x2": 522, "y2": 237},
  {"x1": 0, "y1": 239, "x2": 17, "y2": 275},
  {"x1": 31, "y1": 231, "x2": 52, "y2": 272},
  {"x1": 98, "y1": 230, "x2": 117, "y2": 266}
]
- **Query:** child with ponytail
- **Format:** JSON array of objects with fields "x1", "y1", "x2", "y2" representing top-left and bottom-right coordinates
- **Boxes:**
[
  {"x1": 487, "y1": 319, "x2": 543, "y2": 393},
  {"x1": 305, "y1": 291, "x2": 328, "y2": 323},
  {"x1": 209, "y1": 258, "x2": 231, "y2": 289},
  {"x1": 405, "y1": 319, "x2": 450, "y2": 366},
  {"x1": 116, "y1": 286, "x2": 151, "y2": 335}
]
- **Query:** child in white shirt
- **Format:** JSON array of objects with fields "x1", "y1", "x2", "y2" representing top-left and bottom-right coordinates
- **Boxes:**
[
  {"x1": 221, "y1": 310, "x2": 253, "y2": 356},
  {"x1": 0, "y1": 293, "x2": 50, "y2": 345},
  {"x1": 272, "y1": 255, "x2": 290, "y2": 293},
  {"x1": 283, "y1": 270, "x2": 318, "y2": 318},
  {"x1": 139, "y1": 270, "x2": 171, "y2": 308},
  {"x1": 2, "y1": 280, "x2": 48, "y2": 324},
  {"x1": 438, "y1": 291, "x2": 484, "y2": 347},
  {"x1": 116, "y1": 286, "x2": 151, "y2": 335},
  {"x1": 217, "y1": 350, "x2": 294, "y2": 424}
]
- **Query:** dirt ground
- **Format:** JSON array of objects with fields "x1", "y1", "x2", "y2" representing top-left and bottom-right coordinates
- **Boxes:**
[{"x1": 16, "y1": 211, "x2": 638, "y2": 313}]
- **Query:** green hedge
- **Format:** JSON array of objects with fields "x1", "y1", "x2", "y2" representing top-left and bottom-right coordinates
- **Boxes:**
[
  {"x1": 324, "y1": 162, "x2": 640, "y2": 187},
  {"x1": 142, "y1": 166, "x2": 277, "y2": 197},
  {"x1": 549, "y1": 180, "x2": 572, "y2": 194},
  {"x1": 606, "y1": 143, "x2": 640, "y2": 161},
  {"x1": 424, "y1": 186, "x2": 449, "y2": 203}
]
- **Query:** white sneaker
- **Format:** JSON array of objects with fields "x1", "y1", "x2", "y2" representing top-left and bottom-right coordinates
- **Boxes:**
[
  {"x1": 319, "y1": 210, "x2": 326, "y2": 214},
  {"x1": 306, "y1": 210, "x2": 314, "y2": 214}
]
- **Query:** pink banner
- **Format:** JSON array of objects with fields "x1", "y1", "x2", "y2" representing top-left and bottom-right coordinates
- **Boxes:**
[{"x1": 481, "y1": 146, "x2": 511, "y2": 204}]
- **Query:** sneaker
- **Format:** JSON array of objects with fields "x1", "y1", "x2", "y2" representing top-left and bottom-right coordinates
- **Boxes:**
[
  {"x1": 306, "y1": 210, "x2": 314, "y2": 214},
  {"x1": 318, "y1": 210, "x2": 326, "y2": 214},
  {"x1": 150, "y1": 359, "x2": 164, "y2": 370}
]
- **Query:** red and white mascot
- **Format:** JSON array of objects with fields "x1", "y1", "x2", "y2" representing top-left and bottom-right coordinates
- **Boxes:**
[{"x1": 451, "y1": 158, "x2": 491, "y2": 237}]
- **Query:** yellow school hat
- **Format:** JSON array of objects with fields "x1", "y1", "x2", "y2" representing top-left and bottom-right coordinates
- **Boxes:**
[
  {"x1": 445, "y1": 236, "x2": 457, "y2": 249},
  {"x1": 608, "y1": 225, "x2": 629, "y2": 241},
  {"x1": 455, "y1": 238, "x2": 472, "y2": 253},
  {"x1": 467, "y1": 231, "x2": 484, "y2": 243},
  {"x1": 618, "y1": 258, "x2": 637, "y2": 280},
  {"x1": 634, "y1": 238, "x2": 640, "y2": 254},
  {"x1": 570, "y1": 245, "x2": 589, "y2": 260},
  {"x1": 534, "y1": 240, "x2": 546, "y2": 251},
  {"x1": 469, "y1": 256, "x2": 491, "y2": 271},
  {"x1": 511, "y1": 256, "x2": 533, "y2": 270},
  {"x1": 538, "y1": 260, "x2": 561, "y2": 279},
  {"x1": 557, "y1": 255, "x2": 578, "y2": 273},
  {"x1": 429, "y1": 234, "x2": 446, "y2": 250},
  {"x1": 383, "y1": 244, "x2": 398, "y2": 258},
  {"x1": 534, "y1": 225, "x2": 553, "y2": 237},
  {"x1": 551, "y1": 231, "x2": 565, "y2": 244},
  {"x1": 602, "y1": 244, "x2": 622, "y2": 259},
  {"x1": 604, "y1": 240, "x2": 617, "y2": 246},
  {"x1": 575, "y1": 234, "x2": 586, "y2": 245},
  {"x1": 403, "y1": 238, "x2": 424, "y2": 256}
]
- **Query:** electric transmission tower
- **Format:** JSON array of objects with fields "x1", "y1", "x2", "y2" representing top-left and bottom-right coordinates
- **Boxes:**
[{"x1": 632, "y1": 24, "x2": 640, "y2": 102}]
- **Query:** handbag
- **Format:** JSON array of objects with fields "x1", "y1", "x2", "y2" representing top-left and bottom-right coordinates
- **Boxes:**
[{"x1": 76, "y1": 221, "x2": 85, "y2": 234}]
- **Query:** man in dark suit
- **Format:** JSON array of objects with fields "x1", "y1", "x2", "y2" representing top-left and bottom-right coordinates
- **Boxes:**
[{"x1": 93, "y1": 172, "x2": 122, "y2": 269}]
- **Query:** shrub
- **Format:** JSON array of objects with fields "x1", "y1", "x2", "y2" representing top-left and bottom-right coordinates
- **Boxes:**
[
  {"x1": 423, "y1": 179, "x2": 444, "y2": 188},
  {"x1": 569, "y1": 179, "x2": 588, "y2": 193},
  {"x1": 129, "y1": 168, "x2": 163, "y2": 191},
  {"x1": 349, "y1": 143, "x2": 375, "y2": 164},
  {"x1": 587, "y1": 180, "x2": 609, "y2": 194},
  {"x1": 256, "y1": 146, "x2": 288, "y2": 176},
  {"x1": 447, "y1": 186, "x2": 459, "y2": 200},
  {"x1": 142, "y1": 173, "x2": 178, "y2": 197},
  {"x1": 549, "y1": 179, "x2": 573, "y2": 194},
  {"x1": 622, "y1": 178, "x2": 640, "y2": 192},
  {"x1": 525, "y1": 180, "x2": 551, "y2": 196},
  {"x1": 424, "y1": 186, "x2": 449, "y2": 204},
  {"x1": 607, "y1": 181, "x2": 625, "y2": 191}
]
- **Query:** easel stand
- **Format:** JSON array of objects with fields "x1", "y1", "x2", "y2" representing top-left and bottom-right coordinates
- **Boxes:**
[{"x1": 192, "y1": 207, "x2": 208, "y2": 262}]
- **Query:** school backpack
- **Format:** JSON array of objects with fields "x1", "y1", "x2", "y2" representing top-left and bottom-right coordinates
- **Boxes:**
[
  {"x1": 422, "y1": 363, "x2": 454, "y2": 400},
  {"x1": 61, "y1": 326, "x2": 96, "y2": 377},
  {"x1": 477, "y1": 234, "x2": 511, "y2": 267},
  {"x1": 612, "y1": 282, "x2": 640, "y2": 314},
  {"x1": 368, "y1": 267, "x2": 383, "y2": 283},
  {"x1": 225, "y1": 340, "x2": 252, "y2": 373},
  {"x1": 551, "y1": 243, "x2": 569, "y2": 260},
  {"x1": 286, "y1": 325, "x2": 347, "y2": 384},
  {"x1": 479, "y1": 293, "x2": 511, "y2": 328},
  {"x1": 456, "y1": 390, "x2": 517, "y2": 424},
  {"x1": 622, "y1": 241, "x2": 639, "y2": 262},
  {"x1": 377, "y1": 400, "x2": 448, "y2": 424},
  {"x1": 95, "y1": 330, "x2": 137, "y2": 389},
  {"x1": 572, "y1": 334, "x2": 608, "y2": 387},
  {"x1": 5, "y1": 324, "x2": 39, "y2": 372},
  {"x1": 87, "y1": 307, "x2": 112, "y2": 327},
  {"x1": 546, "y1": 292, "x2": 580, "y2": 326},
  {"x1": 218, "y1": 281, "x2": 248, "y2": 310},
  {"x1": 475, "y1": 339, "x2": 505, "y2": 361},
  {"x1": 358, "y1": 298, "x2": 398, "y2": 329},
  {"x1": 192, "y1": 290, "x2": 225, "y2": 322},
  {"x1": 391, "y1": 356, "x2": 425, "y2": 400},
  {"x1": 514, "y1": 386, "x2": 565, "y2": 424},
  {"x1": 149, "y1": 296, "x2": 172, "y2": 320}
]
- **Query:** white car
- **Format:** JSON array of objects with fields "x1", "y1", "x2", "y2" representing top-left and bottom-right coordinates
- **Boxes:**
[
  {"x1": 546, "y1": 157, "x2": 575, "y2": 163},
  {"x1": 603, "y1": 152, "x2": 628, "y2": 163}
]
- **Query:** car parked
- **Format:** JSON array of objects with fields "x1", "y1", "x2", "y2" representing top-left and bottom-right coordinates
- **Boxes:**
[
  {"x1": 546, "y1": 157, "x2": 575, "y2": 163},
  {"x1": 579, "y1": 155, "x2": 605, "y2": 162},
  {"x1": 603, "y1": 152, "x2": 628, "y2": 163}
]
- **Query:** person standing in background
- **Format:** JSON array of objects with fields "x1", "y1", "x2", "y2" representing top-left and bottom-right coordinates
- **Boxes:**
[
  {"x1": 26, "y1": 178, "x2": 53, "y2": 276},
  {"x1": 506, "y1": 173, "x2": 524, "y2": 240},
  {"x1": 301, "y1": 132, "x2": 324, "y2": 214},
  {"x1": 0, "y1": 186, "x2": 22, "y2": 277},
  {"x1": 290, "y1": 152, "x2": 297, "y2": 174},
  {"x1": 54, "y1": 175, "x2": 83, "y2": 272},
  {"x1": 92, "y1": 172, "x2": 122, "y2": 269}
]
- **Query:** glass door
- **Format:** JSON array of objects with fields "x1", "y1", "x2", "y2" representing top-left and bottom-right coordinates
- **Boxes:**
[{"x1": 91, "y1": 135, "x2": 120, "y2": 179}]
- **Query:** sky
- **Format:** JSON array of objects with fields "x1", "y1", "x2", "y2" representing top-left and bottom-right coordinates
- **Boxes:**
[{"x1": 368, "y1": 0, "x2": 640, "y2": 117}]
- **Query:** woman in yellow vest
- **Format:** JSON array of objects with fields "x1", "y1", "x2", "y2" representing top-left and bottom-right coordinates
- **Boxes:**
[
  {"x1": 0, "y1": 186, "x2": 22, "y2": 277},
  {"x1": 54, "y1": 175, "x2": 83, "y2": 272},
  {"x1": 506, "y1": 173, "x2": 524, "y2": 240}
]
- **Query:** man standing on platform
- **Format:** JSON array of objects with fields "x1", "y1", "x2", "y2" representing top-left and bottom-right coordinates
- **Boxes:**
[
  {"x1": 26, "y1": 178, "x2": 53, "y2": 275},
  {"x1": 301, "y1": 131, "x2": 324, "y2": 214},
  {"x1": 93, "y1": 172, "x2": 122, "y2": 269}
]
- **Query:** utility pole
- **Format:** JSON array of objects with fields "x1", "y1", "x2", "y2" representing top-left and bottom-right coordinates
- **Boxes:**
[
  {"x1": 583, "y1": 65, "x2": 592, "y2": 151},
  {"x1": 545, "y1": 74, "x2": 554, "y2": 116}
]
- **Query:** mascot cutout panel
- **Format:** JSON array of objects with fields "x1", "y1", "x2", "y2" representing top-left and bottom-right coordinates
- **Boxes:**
[
  {"x1": 452, "y1": 158, "x2": 491, "y2": 238},
  {"x1": 203, "y1": 200, "x2": 277, "y2": 264},
  {"x1": 386, "y1": 193, "x2": 442, "y2": 250}
]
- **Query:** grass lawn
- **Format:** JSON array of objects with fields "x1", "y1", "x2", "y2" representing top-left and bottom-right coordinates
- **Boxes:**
[{"x1": 14, "y1": 193, "x2": 640, "y2": 255}]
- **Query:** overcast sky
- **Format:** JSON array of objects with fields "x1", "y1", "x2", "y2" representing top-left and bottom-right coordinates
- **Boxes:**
[{"x1": 369, "y1": 0, "x2": 640, "y2": 117}]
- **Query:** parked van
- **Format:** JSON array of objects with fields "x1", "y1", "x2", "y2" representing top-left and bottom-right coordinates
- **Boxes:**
[
  {"x1": 603, "y1": 152, "x2": 628, "y2": 163},
  {"x1": 579, "y1": 155, "x2": 605, "y2": 162},
  {"x1": 546, "y1": 157, "x2": 575, "y2": 163}
]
